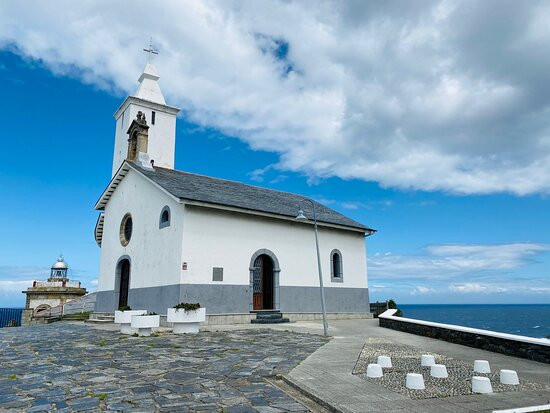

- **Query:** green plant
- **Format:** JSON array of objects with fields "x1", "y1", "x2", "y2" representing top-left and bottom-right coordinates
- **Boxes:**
[
  {"x1": 173, "y1": 302, "x2": 201, "y2": 311},
  {"x1": 97, "y1": 394, "x2": 107, "y2": 401},
  {"x1": 387, "y1": 299, "x2": 403, "y2": 317},
  {"x1": 7, "y1": 375, "x2": 16, "y2": 380},
  {"x1": 118, "y1": 305, "x2": 131, "y2": 311},
  {"x1": 98, "y1": 338, "x2": 107, "y2": 347}
]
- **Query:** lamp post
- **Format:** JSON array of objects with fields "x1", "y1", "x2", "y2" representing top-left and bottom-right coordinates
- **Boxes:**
[{"x1": 296, "y1": 199, "x2": 329, "y2": 337}]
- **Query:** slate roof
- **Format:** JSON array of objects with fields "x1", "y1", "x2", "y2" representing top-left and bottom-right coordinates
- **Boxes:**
[{"x1": 130, "y1": 163, "x2": 372, "y2": 232}]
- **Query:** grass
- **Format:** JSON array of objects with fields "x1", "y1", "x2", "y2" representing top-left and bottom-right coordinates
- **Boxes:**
[
  {"x1": 7, "y1": 375, "x2": 16, "y2": 380},
  {"x1": 97, "y1": 393, "x2": 107, "y2": 401},
  {"x1": 98, "y1": 338, "x2": 107, "y2": 347},
  {"x1": 62, "y1": 311, "x2": 92, "y2": 320}
]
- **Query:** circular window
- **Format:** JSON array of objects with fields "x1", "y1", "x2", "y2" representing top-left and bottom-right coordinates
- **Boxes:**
[{"x1": 119, "y1": 213, "x2": 133, "y2": 246}]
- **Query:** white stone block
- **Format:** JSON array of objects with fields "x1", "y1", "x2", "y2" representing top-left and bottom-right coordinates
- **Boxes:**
[
  {"x1": 366, "y1": 364, "x2": 383, "y2": 378},
  {"x1": 474, "y1": 359, "x2": 491, "y2": 373},
  {"x1": 430, "y1": 364, "x2": 448, "y2": 378},
  {"x1": 500, "y1": 369, "x2": 519, "y2": 385},
  {"x1": 421, "y1": 354, "x2": 435, "y2": 367},
  {"x1": 472, "y1": 376, "x2": 493, "y2": 393},
  {"x1": 406, "y1": 373, "x2": 425, "y2": 390},
  {"x1": 377, "y1": 356, "x2": 392, "y2": 368}
]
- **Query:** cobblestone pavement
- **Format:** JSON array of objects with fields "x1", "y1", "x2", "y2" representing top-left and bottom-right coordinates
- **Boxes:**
[
  {"x1": 0, "y1": 323, "x2": 329, "y2": 412},
  {"x1": 353, "y1": 337, "x2": 549, "y2": 399}
]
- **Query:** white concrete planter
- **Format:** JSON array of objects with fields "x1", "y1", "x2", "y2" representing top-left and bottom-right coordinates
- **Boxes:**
[
  {"x1": 167, "y1": 307, "x2": 206, "y2": 334},
  {"x1": 130, "y1": 314, "x2": 160, "y2": 337},
  {"x1": 366, "y1": 364, "x2": 383, "y2": 378},
  {"x1": 114, "y1": 310, "x2": 147, "y2": 335},
  {"x1": 405, "y1": 373, "x2": 425, "y2": 390},
  {"x1": 472, "y1": 376, "x2": 493, "y2": 393}
]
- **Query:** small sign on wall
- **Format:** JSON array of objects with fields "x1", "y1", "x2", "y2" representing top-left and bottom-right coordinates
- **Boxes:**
[{"x1": 182, "y1": 262, "x2": 188, "y2": 270}]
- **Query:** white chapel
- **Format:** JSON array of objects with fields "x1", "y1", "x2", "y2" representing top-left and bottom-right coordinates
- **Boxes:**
[{"x1": 93, "y1": 61, "x2": 375, "y2": 318}]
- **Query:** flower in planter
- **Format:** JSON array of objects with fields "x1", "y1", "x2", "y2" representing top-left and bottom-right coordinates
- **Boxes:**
[
  {"x1": 173, "y1": 303, "x2": 201, "y2": 312},
  {"x1": 118, "y1": 305, "x2": 132, "y2": 311}
]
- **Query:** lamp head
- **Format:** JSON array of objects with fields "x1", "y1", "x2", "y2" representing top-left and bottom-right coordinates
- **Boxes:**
[{"x1": 296, "y1": 209, "x2": 308, "y2": 221}]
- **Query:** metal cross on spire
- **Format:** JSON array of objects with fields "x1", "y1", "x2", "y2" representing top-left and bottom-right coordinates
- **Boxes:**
[{"x1": 143, "y1": 37, "x2": 159, "y2": 63}]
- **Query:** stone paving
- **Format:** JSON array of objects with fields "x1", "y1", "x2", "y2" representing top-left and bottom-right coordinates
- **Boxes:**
[
  {"x1": 0, "y1": 323, "x2": 329, "y2": 412},
  {"x1": 353, "y1": 337, "x2": 548, "y2": 399}
]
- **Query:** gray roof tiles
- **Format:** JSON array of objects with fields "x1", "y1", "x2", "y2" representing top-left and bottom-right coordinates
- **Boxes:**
[{"x1": 131, "y1": 163, "x2": 372, "y2": 232}]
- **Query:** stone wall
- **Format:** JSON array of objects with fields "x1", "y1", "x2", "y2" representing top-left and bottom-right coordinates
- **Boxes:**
[{"x1": 379, "y1": 310, "x2": 550, "y2": 364}]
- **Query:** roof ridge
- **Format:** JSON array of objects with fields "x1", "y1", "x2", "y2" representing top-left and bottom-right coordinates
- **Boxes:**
[{"x1": 153, "y1": 165, "x2": 316, "y2": 203}]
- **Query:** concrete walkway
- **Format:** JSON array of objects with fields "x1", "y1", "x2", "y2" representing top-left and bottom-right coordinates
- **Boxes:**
[{"x1": 282, "y1": 319, "x2": 550, "y2": 413}]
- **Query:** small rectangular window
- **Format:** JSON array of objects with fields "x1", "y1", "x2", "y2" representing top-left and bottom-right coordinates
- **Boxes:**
[
  {"x1": 151, "y1": 111, "x2": 156, "y2": 125},
  {"x1": 212, "y1": 267, "x2": 223, "y2": 282}
]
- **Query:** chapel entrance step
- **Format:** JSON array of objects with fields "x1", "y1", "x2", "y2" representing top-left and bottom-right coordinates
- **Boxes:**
[
  {"x1": 251, "y1": 310, "x2": 290, "y2": 324},
  {"x1": 85, "y1": 312, "x2": 115, "y2": 323}
]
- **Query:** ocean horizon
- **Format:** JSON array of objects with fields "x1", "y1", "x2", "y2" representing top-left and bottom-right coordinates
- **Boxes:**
[{"x1": 398, "y1": 303, "x2": 550, "y2": 339}]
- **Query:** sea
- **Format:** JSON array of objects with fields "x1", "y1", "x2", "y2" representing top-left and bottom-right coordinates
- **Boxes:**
[{"x1": 399, "y1": 304, "x2": 550, "y2": 339}]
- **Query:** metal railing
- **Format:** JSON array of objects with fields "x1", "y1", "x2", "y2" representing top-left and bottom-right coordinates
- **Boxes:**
[{"x1": 370, "y1": 301, "x2": 389, "y2": 318}]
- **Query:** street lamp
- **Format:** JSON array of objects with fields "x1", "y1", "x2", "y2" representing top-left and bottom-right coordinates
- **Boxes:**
[{"x1": 296, "y1": 199, "x2": 329, "y2": 337}]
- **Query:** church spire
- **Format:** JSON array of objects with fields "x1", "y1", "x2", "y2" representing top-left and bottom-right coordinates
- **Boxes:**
[{"x1": 134, "y1": 62, "x2": 166, "y2": 105}]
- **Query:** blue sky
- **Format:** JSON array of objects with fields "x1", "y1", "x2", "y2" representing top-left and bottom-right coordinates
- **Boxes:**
[
  {"x1": 1, "y1": 1, "x2": 549, "y2": 307},
  {"x1": 1, "y1": 49, "x2": 549, "y2": 307}
]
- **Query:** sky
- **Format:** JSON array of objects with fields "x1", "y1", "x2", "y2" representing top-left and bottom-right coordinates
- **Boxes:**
[{"x1": 0, "y1": 0, "x2": 549, "y2": 307}]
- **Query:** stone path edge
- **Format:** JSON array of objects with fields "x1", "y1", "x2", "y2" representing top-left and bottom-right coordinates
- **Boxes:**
[{"x1": 279, "y1": 374, "x2": 341, "y2": 413}]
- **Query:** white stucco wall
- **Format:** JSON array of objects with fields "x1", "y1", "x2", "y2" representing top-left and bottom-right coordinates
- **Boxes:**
[
  {"x1": 112, "y1": 101, "x2": 177, "y2": 176},
  {"x1": 97, "y1": 169, "x2": 183, "y2": 292},
  {"x1": 181, "y1": 205, "x2": 368, "y2": 288}
]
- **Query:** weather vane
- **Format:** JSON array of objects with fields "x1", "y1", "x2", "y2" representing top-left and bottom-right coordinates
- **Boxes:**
[{"x1": 143, "y1": 37, "x2": 159, "y2": 63}]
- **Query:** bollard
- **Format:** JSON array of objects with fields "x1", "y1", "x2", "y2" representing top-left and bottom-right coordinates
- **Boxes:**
[
  {"x1": 421, "y1": 354, "x2": 436, "y2": 367},
  {"x1": 430, "y1": 364, "x2": 448, "y2": 378},
  {"x1": 472, "y1": 376, "x2": 493, "y2": 393},
  {"x1": 366, "y1": 364, "x2": 383, "y2": 378},
  {"x1": 500, "y1": 369, "x2": 519, "y2": 385},
  {"x1": 473, "y1": 360, "x2": 491, "y2": 374},
  {"x1": 406, "y1": 373, "x2": 425, "y2": 390},
  {"x1": 377, "y1": 355, "x2": 392, "y2": 368}
]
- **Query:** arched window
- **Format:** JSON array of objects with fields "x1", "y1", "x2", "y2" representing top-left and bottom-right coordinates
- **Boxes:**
[
  {"x1": 159, "y1": 206, "x2": 171, "y2": 229},
  {"x1": 330, "y1": 249, "x2": 343, "y2": 282}
]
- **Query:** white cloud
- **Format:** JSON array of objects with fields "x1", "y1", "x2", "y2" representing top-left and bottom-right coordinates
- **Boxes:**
[
  {"x1": 0, "y1": 280, "x2": 34, "y2": 292},
  {"x1": 411, "y1": 286, "x2": 435, "y2": 295},
  {"x1": 449, "y1": 283, "x2": 488, "y2": 293},
  {"x1": 1, "y1": 1, "x2": 550, "y2": 194},
  {"x1": 369, "y1": 242, "x2": 550, "y2": 279}
]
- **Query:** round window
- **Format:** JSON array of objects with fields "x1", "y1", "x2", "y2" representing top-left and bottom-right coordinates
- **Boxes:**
[{"x1": 119, "y1": 213, "x2": 133, "y2": 246}]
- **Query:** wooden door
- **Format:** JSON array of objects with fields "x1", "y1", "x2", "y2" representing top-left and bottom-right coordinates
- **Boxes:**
[
  {"x1": 118, "y1": 260, "x2": 130, "y2": 308},
  {"x1": 252, "y1": 256, "x2": 263, "y2": 310}
]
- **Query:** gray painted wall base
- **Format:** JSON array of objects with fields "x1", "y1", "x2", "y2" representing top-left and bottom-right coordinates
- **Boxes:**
[{"x1": 95, "y1": 284, "x2": 369, "y2": 315}]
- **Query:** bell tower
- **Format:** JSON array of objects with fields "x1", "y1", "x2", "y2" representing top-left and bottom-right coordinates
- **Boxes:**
[{"x1": 111, "y1": 58, "x2": 181, "y2": 175}]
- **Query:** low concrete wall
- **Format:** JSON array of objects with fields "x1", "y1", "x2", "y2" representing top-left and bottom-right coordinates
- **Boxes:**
[{"x1": 379, "y1": 310, "x2": 550, "y2": 364}]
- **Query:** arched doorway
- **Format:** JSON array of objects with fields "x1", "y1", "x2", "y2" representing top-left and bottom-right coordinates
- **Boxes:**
[
  {"x1": 249, "y1": 249, "x2": 280, "y2": 311},
  {"x1": 117, "y1": 258, "x2": 130, "y2": 309}
]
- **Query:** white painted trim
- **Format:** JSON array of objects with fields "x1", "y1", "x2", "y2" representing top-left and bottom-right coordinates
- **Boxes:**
[
  {"x1": 95, "y1": 162, "x2": 180, "y2": 210},
  {"x1": 492, "y1": 404, "x2": 550, "y2": 413},
  {"x1": 94, "y1": 212, "x2": 105, "y2": 246},
  {"x1": 182, "y1": 200, "x2": 368, "y2": 233},
  {"x1": 114, "y1": 96, "x2": 180, "y2": 119},
  {"x1": 379, "y1": 310, "x2": 550, "y2": 347}
]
